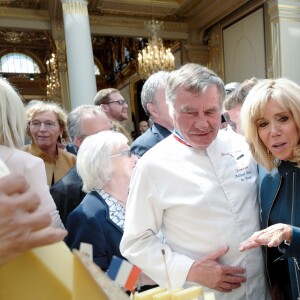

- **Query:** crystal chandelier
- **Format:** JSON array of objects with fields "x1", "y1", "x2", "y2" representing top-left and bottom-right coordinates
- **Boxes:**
[
  {"x1": 46, "y1": 53, "x2": 61, "y2": 101},
  {"x1": 138, "y1": 20, "x2": 175, "y2": 79}
]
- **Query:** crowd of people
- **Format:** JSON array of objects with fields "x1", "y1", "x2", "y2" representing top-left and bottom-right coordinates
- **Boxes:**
[{"x1": 1, "y1": 62, "x2": 300, "y2": 299}]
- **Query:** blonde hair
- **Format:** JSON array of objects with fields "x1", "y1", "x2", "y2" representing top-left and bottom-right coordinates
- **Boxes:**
[
  {"x1": 241, "y1": 78, "x2": 300, "y2": 171},
  {"x1": 26, "y1": 101, "x2": 69, "y2": 143},
  {"x1": 0, "y1": 77, "x2": 26, "y2": 148}
]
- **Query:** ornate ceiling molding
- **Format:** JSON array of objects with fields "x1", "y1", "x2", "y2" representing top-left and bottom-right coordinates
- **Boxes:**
[
  {"x1": 0, "y1": 29, "x2": 47, "y2": 43},
  {"x1": 0, "y1": 0, "x2": 42, "y2": 9},
  {"x1": 0, "y1": 6, "x2": 48, "y2": 20},
  {"x1": 89, "y1": 15, "x2": 188, "y2": 39}
]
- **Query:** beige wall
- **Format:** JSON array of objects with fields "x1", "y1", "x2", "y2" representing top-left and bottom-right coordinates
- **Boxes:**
[{"x1": 223, "y1": 8, "x2": 266, "y2": 84}]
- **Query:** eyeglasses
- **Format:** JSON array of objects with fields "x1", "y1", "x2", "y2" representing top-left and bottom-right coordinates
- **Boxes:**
[
  {"x1": 30, "y1": 120, "x2": 57, "y2": 130},
  {"x1": 107, "y1": 100, "x2": 128, "y2": 106},
  {"x1": 111, "y1": 150, "x2": 133, "y2": 158}
]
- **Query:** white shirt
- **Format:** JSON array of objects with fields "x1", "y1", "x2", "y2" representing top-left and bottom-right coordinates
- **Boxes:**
[
  {"x1": 0, "y1": 146, "x2": 64, "y2": 229},
  {"x1": 120, "y1": 129, "x2": 270, "y2": 300}
]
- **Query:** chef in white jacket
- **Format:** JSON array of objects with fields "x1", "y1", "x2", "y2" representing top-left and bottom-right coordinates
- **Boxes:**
[{"x1": 120, "y1": 64, "x2": 271, "y2": 300}]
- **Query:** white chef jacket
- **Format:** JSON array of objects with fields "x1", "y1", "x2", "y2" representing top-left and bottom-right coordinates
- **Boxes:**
[{"x1": 120, "y1": 129, "x2": 270, "y2": 300}]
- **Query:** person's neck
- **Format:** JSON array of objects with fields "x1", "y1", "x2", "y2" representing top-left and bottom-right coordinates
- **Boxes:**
[
  {"x1": 102, "y1": 177, "x2": 129, "y2": 207},
  {"x1": 154, "y1": 118, "x2": 174, "y2": 131},
  {"x1": 106, "y1": 113, "x2": 121, "y2": 123},
  {"x1": 40, "y1": 144, "x2": 58, "y2": 160}
]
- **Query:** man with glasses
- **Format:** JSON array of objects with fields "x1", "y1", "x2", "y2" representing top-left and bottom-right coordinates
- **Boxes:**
[
  {"x1": 50, "y1": 105, "x2": 112, "y2": 225},
  {"x1": 94, "y1": 88, "x2": 133, "y2": 144},
  {"x1": 94, "y1": 88, "x2": 129, "y2": 123}
]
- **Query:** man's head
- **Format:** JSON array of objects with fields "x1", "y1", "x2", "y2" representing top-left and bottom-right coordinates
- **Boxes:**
[
  {"x1": 141, "y1": 71, "x2": 174, "y2": 131},
  {"x1": 94, "y1": 88, "x2": 128, "y2": 122},
  {"x1": 223, "y1": 77, "x2": 259, "y2": 134},
  {"x1": 224, "y1": 82, "x2": 240, "y2": 95},
  {"x1": 166, "y1": 63, "x2": 225, "y2": 150},
  {"x1": 67, "y1": 105, "x2": 112, "y2": 150},
  {"x1": 138, "y1": 120, "x2": 149, "y2": 134}
]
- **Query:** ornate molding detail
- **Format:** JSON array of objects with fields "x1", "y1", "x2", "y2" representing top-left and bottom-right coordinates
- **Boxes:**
[
  {"x1": 55, "y1": 38, "x2": 67, "y2": 74},
  {"x1": 62, "y1": 0, "x2": 88, "y2": 16},
  {"x1": 270, "y1": 20, "x2": 281, "y2": 78},
  {"x1": 0, "y1": 0, "x2": 42, "y2": 9},
  {"x1": 89, "y1": 14, "x2": 187, "y2": 33},
  {"x1": 0, "y1": 30, "x2": 47, "y2": 43},
  {"x1": 268, "y1": 0, "x2": 300, "y2": 22},
  {"x1": 208, "y1": 46, "x2": 222, "y2": 78},
  {"x1": 0, "y1": 6, "x2": 48, "y2": 20},
  {"x1": 184, "y1": 43, "x2": 208, "y2": 66}
]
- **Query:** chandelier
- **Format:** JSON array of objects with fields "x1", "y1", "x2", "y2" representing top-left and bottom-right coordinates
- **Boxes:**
[
  {"x1": 46, "y1": 53, "x2": 61, "y2": 101},
  {"x1": 138, "y1": 19, "x2": 175, "y2": 79}
]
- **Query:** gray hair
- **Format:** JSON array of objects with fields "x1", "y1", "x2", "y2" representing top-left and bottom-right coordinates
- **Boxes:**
[
  {"x1": 166, "y1": 63, "x2": 225, "y2": 117},
  {"x1": 0, "y1": 77, "x2": 26, "y2": 148},
  {"x1": 77, "y1": 130, "x2": 128, "y2": 193},
  {"x1": 67, "y1": 105, "x2": 105, "y2": 142},
  {"x1": 141, "y1": 71, "x2": 169, "y2": 116}
]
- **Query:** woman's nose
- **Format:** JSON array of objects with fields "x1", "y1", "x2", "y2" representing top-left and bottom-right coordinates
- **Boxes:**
[
  {"x1": 39, "y1": 122, "x2": 47, "y2": 130},
  {"x1": 270, "y1": 122, "x2": 281, "y2": 136}
]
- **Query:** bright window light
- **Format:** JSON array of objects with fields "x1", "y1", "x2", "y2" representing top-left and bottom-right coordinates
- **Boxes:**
[{"x1": 0, "y1": 53, "x2": 41, "y2": 73}]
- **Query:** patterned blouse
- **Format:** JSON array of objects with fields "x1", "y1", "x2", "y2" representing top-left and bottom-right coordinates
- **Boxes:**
[{"x1": 97, "y1": 189, "x2": 126, "y2": 230}]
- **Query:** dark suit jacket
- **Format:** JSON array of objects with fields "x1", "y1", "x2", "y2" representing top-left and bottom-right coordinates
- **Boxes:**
[
  {"x1": 50, "y1": 166, "x2": 86, "y2": 226},
  {"x1": 65, "y1": 191, "x2": 124, "y2": 271},
  {"x1": 130, "y1": 123, "x2": 171, "y2": 157}
]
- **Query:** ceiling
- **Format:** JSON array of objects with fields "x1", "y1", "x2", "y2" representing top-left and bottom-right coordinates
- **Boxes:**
[
  {"x1": 0, "y1": 0, "x2": 253, "y2": 98},
  {"x1": 0, "y1": 0, "x2": 251, "y2": 41}
]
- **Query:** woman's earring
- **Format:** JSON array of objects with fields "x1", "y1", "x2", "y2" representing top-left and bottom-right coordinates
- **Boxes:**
[{"x1": 60, "y1": 134, "x2": 66, "y2": 145}]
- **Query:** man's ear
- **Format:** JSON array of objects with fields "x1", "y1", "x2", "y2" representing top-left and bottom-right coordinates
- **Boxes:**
[
  {"x1": 73, "y1": 137, "x2": 82, "y2": 149},
  {"x1": 100, "y1": 104, "x2": 109, "y2": 113},
  {"x1": 146, "y1": 103, "x2": 157, "y2": 117}
]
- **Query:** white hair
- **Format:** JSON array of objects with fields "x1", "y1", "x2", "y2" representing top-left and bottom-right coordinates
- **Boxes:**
[{"x1": 77, "y1": 130, "x2": 128, "y2": 193}]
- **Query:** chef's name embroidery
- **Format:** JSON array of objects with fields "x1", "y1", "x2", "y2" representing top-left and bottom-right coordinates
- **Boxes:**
[
  {"x1": 221, "y1": 152, "x2": 253, "y2": 181},
  {"x1": 235, "y1": 166, "x2": 252, "y2": 181}
]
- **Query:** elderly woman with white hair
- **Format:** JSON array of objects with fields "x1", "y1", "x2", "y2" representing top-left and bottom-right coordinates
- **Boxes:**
[{"x1": 65, "y1": 130, "x2": 138, "y2": 271}]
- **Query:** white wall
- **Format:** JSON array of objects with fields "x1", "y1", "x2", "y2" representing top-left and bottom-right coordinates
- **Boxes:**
[{"x1": 223, "y1": 8, "x2": 266, "y2": 84}]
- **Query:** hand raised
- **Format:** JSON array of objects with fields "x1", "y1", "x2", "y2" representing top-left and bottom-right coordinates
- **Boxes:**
[{"x1": 239, "y1": 223, "x2": 292, "y2": 251}]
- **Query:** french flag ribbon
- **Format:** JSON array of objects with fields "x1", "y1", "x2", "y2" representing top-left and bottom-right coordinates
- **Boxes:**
[
  {"x1": 107, "y1": 256, "x2": 141, "y2": 292},
  {"x1": 173, "y1": 129, "x2": 192, "y2": 147}
]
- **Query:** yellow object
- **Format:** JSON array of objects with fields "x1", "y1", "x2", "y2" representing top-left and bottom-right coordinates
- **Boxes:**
[
  {"x1": 153, "y1": 288, "x2": 183, "y2": 299},
  {"x1": 172, "y1": 286, "x2": 203, "y2": 300},
  {"x1": 0, "y1": 241, "x2": 73, "y2": 300},
  {"x1": 135, "y1": 286, "x2": 166, "y2": 300},
  {"x1": 204, "y1": 292, "x2": 215, "y2": 300},
  {"x1": 0, "y1": 240, "x2": 208, "y2": 300},
  {"x1": 0, "y1": 242, "x2": 130, "y2": 300},
  {"x1": 73, "y1": 250, "x2": 129, "y2": 300}
]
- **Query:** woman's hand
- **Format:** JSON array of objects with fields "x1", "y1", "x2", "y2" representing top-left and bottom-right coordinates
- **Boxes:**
[
  {"x1": 0, "y1": 174, "x2": 67, "y2": 265},
  {"x1": 239, "y1": 223, "x2": 292, "y2": 251}
]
